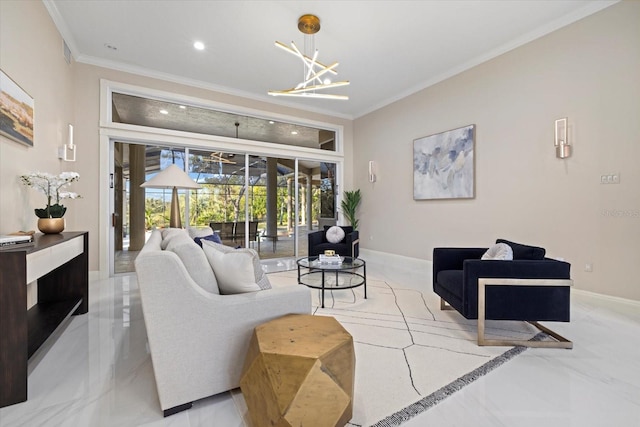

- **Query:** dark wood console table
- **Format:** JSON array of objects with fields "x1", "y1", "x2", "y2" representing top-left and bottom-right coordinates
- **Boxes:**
[{"x1": 0, "y1": 231, "x2": 88, "y2": 408}]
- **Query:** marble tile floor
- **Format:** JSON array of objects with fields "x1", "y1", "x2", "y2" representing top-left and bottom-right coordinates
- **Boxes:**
[{"x1": 1, "y1": 260, "x2": 639, "y2": 427}]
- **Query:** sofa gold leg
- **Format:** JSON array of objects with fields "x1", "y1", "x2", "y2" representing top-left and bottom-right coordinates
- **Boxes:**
[
  {"x1": 477, "y1": 278, "x2": 573, "y2": 349},
  {"x1": 440, "y1": 298, "x2": 454, "y2": 311}
]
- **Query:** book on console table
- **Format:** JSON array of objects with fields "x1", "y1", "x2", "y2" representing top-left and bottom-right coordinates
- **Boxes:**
[
  {"x1": 0, "y1": 234, "x2": 34, "y2": 247},
  {"x1": 318, "y1": 254, "x2": 343, "y2": 264}
]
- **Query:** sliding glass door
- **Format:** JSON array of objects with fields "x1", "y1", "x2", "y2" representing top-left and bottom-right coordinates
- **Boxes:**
[{"x1": 113, "y1": 141, "x2": 336, "y2": 273}]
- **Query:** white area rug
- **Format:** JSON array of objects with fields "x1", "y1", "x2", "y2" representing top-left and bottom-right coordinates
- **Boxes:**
[{"x1": 240, "y1": 270, "x2": 541, "y2": 426}]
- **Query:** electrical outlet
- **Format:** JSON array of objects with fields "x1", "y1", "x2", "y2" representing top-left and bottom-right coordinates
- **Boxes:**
[
  {"x1": 601, "y1": 173, "x2": 621, "y2": 184},
  {"x1": 585, "y1": 263, "x2": 593, "y2": 272}
]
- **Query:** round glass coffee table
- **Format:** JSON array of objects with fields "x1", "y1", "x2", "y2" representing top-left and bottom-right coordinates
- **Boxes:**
[{"x1": 297, "y1": 256, "x2": 366, "y2": 308}]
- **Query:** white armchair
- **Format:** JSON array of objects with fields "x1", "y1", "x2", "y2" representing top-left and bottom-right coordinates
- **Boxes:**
[{"x1": 134, "y1": 230, "x2": 311, "y2": 416}]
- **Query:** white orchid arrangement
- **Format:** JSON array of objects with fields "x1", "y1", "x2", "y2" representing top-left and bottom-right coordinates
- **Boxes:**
[{"x1": 20, "y1": 171, "x2": 81, "y2": 218}]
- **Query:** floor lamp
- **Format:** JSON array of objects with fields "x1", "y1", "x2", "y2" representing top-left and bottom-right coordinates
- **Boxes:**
[{"x1": 140, "y1": 164, "x2": 201, "y2": 228}]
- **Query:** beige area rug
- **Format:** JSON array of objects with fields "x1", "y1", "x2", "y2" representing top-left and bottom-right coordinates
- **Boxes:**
[{"x1": 236, "y1": 270, "x2": 542, "y2": 426}]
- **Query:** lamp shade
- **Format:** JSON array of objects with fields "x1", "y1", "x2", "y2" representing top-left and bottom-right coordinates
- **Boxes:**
[{"x1": 140, "y1": 164, "x2": 201, "y2": 189}]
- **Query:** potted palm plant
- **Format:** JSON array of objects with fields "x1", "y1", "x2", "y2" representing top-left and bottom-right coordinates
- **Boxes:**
[{"x1": 341, "y1": 189, "x2": 362, "y2": 230}]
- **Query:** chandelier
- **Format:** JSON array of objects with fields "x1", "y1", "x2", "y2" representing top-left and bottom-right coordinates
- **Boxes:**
[{"x1": 268, "y1": 14, "x2": 349, "y2": 100}]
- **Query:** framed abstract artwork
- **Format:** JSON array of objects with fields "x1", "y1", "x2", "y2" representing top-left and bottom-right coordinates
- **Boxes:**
[
  {"x1": 413, "y1": 124, "x2": 475, "y2": 200},
  {"x1": 0, "y1": 69, "x2": 34, "y2": 147}
]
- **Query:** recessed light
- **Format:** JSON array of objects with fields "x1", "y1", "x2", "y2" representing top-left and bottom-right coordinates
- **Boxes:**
[
  {"x1": 291, "y1": 131, "x2": 298, "y2": 135},
  {"x1": 268, "y1": 121, "x2": 275, "y2": 124},
  {"x1": 179, "y1": 105, "x2": 186, "y2": 109},
  {"x1": 159, "y1": 109, "x2": 169, "y2": 115},
  {"x1": 193, "y1": 41, "x2": 205, "y2": 50}
]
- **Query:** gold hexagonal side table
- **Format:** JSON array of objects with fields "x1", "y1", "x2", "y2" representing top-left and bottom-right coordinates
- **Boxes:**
[{"x1": 240, "y1": 314, "x2": 355, "y2": 427}]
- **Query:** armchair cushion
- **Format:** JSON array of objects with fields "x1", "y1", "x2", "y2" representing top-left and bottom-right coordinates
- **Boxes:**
[
  {"x1": 326, "y1": 226, "x2": 345, "y2": 243},
  {"x1": 481, "y1": 243, "x2": 513, "y2": 260},
  {"x1": 496, "y1": 239, "x2": 545, "y2": 260}
]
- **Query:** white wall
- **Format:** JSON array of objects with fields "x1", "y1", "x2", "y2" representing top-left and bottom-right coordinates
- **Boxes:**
[{"x1": 354, "y1": 1, "x2": 640, "y2": 301}]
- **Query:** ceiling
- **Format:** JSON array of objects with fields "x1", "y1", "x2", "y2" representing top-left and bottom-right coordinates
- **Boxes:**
[{"x1": 46, "y1": 1, "x2": 616, "y2": 120}]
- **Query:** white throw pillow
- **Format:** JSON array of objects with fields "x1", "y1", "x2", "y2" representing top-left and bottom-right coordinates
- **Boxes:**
[
  {"x1": 201, "y1": 240, "x2": 272, "y2": 293},
  {"x1": 326, "y1": 226, "x2": 345, "y2": 244},
  {"x1": 166, "y1": 239, "x2": 220, "y2": 294},
  {"x1": 160, "y1": 228, "x2": 189, "y2": 249},
  {"x1": 187, "y1": 226, "x2": 213, "y2": 239},
  {"x1": 481, "y1": 243, "x2": 514, "y2": 260}
]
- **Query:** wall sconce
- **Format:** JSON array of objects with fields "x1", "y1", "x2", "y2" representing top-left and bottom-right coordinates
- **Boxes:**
[
  {"x1": 554, "y1": 117, "x2": 571, "y2": 159},
  {"x1": 368, "y1": 160, "x2": 376, "y2": 183},
  {"x1": 58, "y1": 124, "x2": 76, "y2": 161}
]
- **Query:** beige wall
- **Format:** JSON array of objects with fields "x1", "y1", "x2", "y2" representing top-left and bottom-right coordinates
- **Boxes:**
[
  {"x1": 354, "y1": 1, "x2": 640, "y2": 301},
  {"x1": 0, "y1": 0, "x2": 75, "y2": 233}
]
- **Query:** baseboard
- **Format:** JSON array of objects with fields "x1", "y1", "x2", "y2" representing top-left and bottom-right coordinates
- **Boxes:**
[
  {"x1": 571, "y1": 288, "x2": 640, "y2": 307},
  {"x1": 89, "y1": 270, "x2": 104, "y2": 281},
  {"x1": 359, "y1": 248, "x2": 432, "y2": 282}
]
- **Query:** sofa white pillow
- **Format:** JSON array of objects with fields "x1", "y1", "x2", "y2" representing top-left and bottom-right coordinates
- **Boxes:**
[
  {"x1": 201, "y1": 240, "x2": 272, "y2": 294},
  {"x1": 160, "y1": 228, "x2": 189, "y2": 250},
  {"x1": 481, "y1": 243, "x2": 514, "y2": 260},
  {"x1": 187, "y1": 226, "x2": 213, "y2": 239},
  {"x1": 326, "y1": 226, "x2": 345, "y2": 244},
  {"x1": 165, "y1": 238, "x2": 220, "y2": 294}
]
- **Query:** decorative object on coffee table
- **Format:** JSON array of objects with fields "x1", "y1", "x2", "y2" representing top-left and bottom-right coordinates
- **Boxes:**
[{"x1": 240, "y1": 314, "x2": 355, "y2": 427}]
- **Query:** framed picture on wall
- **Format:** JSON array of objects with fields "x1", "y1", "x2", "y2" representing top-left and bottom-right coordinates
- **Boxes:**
[
  {"x1": 413, "y1": 124, "x2": 475, "y2": 200},
  {"x1": 0, "y1": 69, "x2": 34, "y2": 147}
]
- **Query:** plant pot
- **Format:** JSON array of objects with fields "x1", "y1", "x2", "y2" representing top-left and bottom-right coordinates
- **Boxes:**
[{"x1": 37, "y1": 218, "x2": 65, "y2": 234}]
